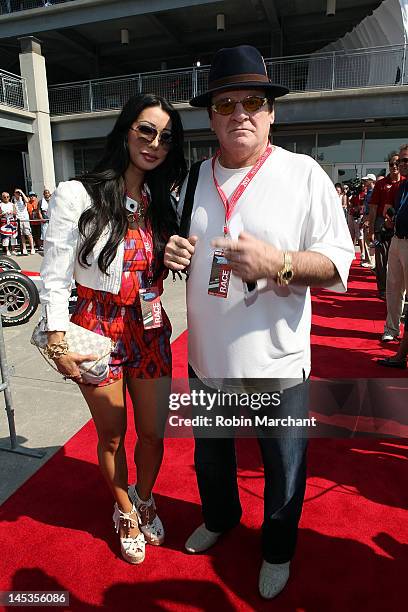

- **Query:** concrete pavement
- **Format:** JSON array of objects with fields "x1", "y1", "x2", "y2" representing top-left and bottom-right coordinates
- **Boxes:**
[{"x1": 0, "y1": 252, "x2": 187, "y2": 504}]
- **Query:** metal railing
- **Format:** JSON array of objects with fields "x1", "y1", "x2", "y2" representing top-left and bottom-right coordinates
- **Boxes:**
[
  {"x1": 269, "y1": 44, "x2": 407, "y2": 91},
  {"x1": 49, "y1": 67, "x2": 210, "y2": 116},
  {"x1": 0, "y1": 69, "x2": 27, "y2": 110},
  {"x1": 48, "y1": 44, "x2": 407, "y2": 116},
  {"x1": 0, "y1": 0, "x2": 71, "y2": 14}
]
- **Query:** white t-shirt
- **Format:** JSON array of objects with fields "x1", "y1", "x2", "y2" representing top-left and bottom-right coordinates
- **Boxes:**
[
  {"x1": 14, "y1": 197, "x2": 29, "y2": 221},
  {"x1": 0, "y1": 202, "x2": 15, "y2": 217},
  {"x1": 179, "y1": 146, "x2": 355, "y2": 389},
  {"x1": 41, "y1": 198, "x2": 49, "y2": 219}
]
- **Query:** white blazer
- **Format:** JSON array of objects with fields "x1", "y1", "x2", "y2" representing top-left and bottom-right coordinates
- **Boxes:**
[{"x1": 40, "y1": 180, "x2": 125, "y2": 331}]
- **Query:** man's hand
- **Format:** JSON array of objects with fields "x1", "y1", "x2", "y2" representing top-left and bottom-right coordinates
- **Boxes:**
[
  {"x1": 164, "y1": 235, "x2": 198, "y2": 271},
  {"x1": 212, "y1": 232, "x2": 282, "y2": 282}
]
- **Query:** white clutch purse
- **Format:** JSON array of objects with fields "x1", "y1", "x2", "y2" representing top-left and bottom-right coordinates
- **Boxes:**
[{"x1": 31, "y1": 319, "x2": 115, "y2": 384}]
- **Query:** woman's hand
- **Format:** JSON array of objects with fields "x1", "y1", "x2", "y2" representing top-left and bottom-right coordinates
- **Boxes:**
[
  {"x1": 53, "y1": 352, "x2": 99, "y2": 383},
  {"x1": 47, "y1": 331, "x2": 97, "y2": 383}
]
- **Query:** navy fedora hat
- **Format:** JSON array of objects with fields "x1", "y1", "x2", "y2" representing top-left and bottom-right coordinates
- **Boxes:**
[{"x1": 190, "y1": 45, "x2": 289, "y2": 107}]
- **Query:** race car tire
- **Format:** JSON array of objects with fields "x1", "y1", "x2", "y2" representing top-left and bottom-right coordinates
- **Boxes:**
[
  {"x1": 0, "y1": 270, "x2": 39, "y2": 326},
  {"x1": 0, "y1": 255, "x2": 21, "y2": 271}
]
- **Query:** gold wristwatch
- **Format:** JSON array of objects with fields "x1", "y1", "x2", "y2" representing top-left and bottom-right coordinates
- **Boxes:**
[{"x1": 276, "y1": 251, "x2": 294, "y2": 286}]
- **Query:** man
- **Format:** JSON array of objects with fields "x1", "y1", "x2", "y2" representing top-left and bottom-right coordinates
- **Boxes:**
[
  {"x1": 368, "y1": 152, "x2": 403, "y2": 301},
  {"x1": 40, "y1": 188, "x2": 52, "y2": 247},
  {"x1": 164, "y1": 46, "x2": 354, "y2": 599},
  {"x1": 27, "y1": 191, "x2": 42, "y2": 250},
  {"x1": 0, "y1": 191, "x2": 17, "y2": 255},
  {"x1": 360, "y1": 174, "x2": 376, "y2": 268},
  {"x1": 381, "y1": 147, "x2": 408, "y2": 343},
  {"x1": 12, "y1": 188, "x2": 35, "y2": 255}
]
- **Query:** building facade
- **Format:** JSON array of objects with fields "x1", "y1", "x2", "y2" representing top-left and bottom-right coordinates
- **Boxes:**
[{"x1": 1, "y1": 0, "x2": 407, "y2": 192}]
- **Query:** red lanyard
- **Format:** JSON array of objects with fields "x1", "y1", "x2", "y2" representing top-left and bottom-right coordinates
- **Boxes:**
[
  {"x1": 125, "y1": 186, "x2": 154, "y2": 281},
  {"x1": 138, "y1": 225, "x2": 154, "y2": 281},
  {"x1": 212, "y1": 144, "x2": 273, "y2": 236}
]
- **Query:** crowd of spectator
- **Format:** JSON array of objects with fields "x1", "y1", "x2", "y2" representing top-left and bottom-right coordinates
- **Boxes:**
[
  {"x1": 0, "y1": 187, "x2": 51, "y2": 256},
  {"x1": 335, "y1": 144, "x2": 408, "y2": 368}
]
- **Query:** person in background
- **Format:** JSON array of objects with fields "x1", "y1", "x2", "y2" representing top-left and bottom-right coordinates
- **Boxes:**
[
  {"x1": 335, "y1": 182, "x2": 348, "y2": 218},
  {"x1": 0, "y1": 191, "x2": 18, "y2": 255},
  {"x1": 12, "y1": 188, "x2": 35, "y2": 255},
  {"x1": 368, "y1": 152, "x2": 403, "y2": 299},
  {"x1": 40, "y1": 188, "x2": 52, "y2": 248},
  {"x1": 347, "y1": 182, "x2": 365, "y2": 257},
  {"x1": 360, "y1": 174, "x2": 376, "y2": 268},
  {"x1": 27, "y1": 191, "x2": 43, "y2": 251},
  {"x1": 381, "y1": 147, "x2": 408, "y2": 342}
]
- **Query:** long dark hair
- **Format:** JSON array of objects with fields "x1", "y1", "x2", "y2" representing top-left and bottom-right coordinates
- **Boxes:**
[{"x1": 76, "y1": 93, "x2": 187, "y2": 281}]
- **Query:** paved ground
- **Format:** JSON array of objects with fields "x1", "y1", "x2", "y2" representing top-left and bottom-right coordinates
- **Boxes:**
[{"x1": 0, "y1": 252, "x2": 187, "y2": 504}]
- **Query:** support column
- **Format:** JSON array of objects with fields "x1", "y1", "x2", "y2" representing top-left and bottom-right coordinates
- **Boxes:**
[
  {"x1": 18, "y1": 36, "x2": 55, "y2": 195},
  {"x1": 53, "y1": 142, "x2": 75, "y2": 184}
]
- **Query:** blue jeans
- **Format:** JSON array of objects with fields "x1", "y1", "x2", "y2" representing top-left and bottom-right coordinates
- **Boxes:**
[{"x1": 189, "y1": 366, "x2": 309, "y2": 563}]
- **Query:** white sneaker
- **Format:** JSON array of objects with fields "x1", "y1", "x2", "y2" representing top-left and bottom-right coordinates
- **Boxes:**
[
  {"x1": 128, "y1": 485, "x2": 165, "y2": 546},
  {"x1": 22, "y1": 248, "x2": 28, "y2": 255},
  {"x1": 5, "y1": 250, "x2": 11, "y2": 256},
  {"x1": 381, "y1": 332, "x2": 398, "y2": 342},
  {"x1": 185, "y1": 523, "x2": 222, "y2": 553},
  {"x1": 112, "y1": 503, "x2": 145, "y2": 564},
  {"x1": 259, "y1": 560, "x2": 290, "y2": 599},
  {"x1": 31, "y1": 248, "x2": 35, "y2": 255}
]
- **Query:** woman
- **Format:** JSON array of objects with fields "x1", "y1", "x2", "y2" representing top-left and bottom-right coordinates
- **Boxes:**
[
  {"x1": 40, "y1": 94, "x2": 186, "y2": 564},
  {"x1": 334, "y1": 182, "x2": 348, "y2": 219}
]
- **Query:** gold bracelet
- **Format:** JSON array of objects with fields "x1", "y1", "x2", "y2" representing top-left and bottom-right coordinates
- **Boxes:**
[{"x1": 44, "y1": 340, "x2": 69, "y2": 360}]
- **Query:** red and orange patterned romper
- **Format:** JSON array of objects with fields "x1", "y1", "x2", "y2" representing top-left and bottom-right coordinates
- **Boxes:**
[{"x1": 71, "y1": 228, "x2": 172, "y2": 387}]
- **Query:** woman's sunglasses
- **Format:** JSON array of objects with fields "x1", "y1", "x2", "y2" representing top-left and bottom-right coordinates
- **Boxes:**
[
  {"x1": 211, "y1": 95, "x2": 269, "y2": 115},
  {"x1": 129, "y1": 123, "x2": 173, "y2": 147}
]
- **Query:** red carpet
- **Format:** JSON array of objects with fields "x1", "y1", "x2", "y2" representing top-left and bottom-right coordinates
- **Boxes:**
[
  {"x1": 311, "y1": 260, "x2": 406, "y2": 378},
  {"x1": 0, "y1": 261, "x2": 407, "y2": 611}
]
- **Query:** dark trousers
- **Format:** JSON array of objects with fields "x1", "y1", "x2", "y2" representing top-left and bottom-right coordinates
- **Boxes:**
[
  {"x1": 374, "y1": 217, "x2": 391, "y2": 294},
  {"x1": 189, "y1": 366, "x2": 309, "y2": 564}
]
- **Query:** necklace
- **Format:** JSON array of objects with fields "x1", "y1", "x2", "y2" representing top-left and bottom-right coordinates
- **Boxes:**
[{"x1": 125, "y1": 196, "x2": 145, "y2": 225}]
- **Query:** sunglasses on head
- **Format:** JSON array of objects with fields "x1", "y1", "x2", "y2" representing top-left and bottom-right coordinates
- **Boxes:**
[
  {"x1": 211, "y1": 95, "x2": 269, "y2": 115},
  {"x1": 129, "y1": 123, "x2": 172, "y2": 147}
]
